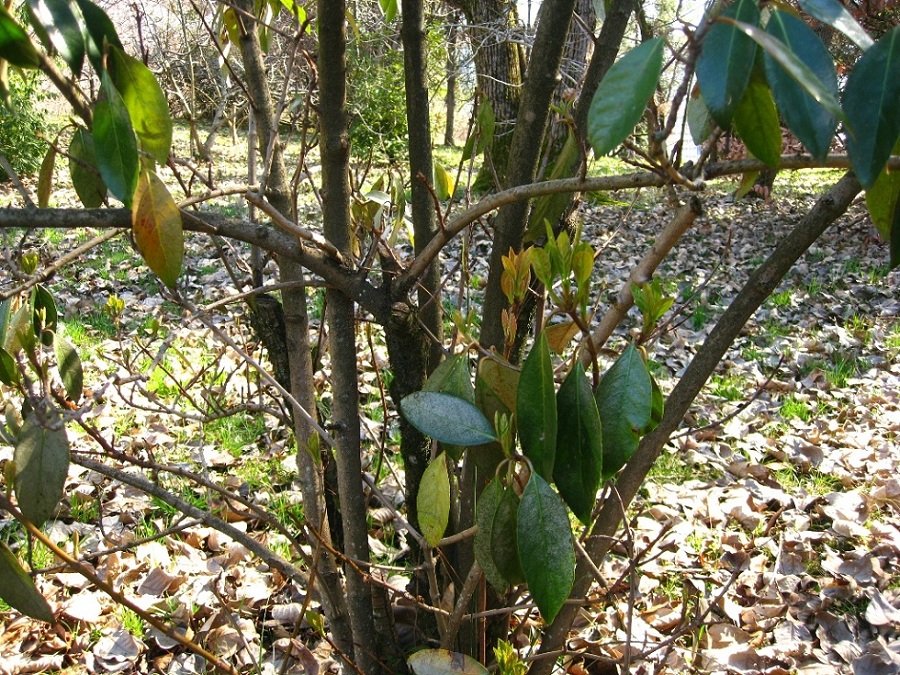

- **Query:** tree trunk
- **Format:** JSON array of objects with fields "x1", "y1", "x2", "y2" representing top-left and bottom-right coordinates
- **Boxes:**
[
  {"x1": 444, "y1": 20, "x2": 458, "y2": 147},
  {"x1": 455, "y1": 0, "x2": 527, "y2": 189},
  {"x1": 318, "y1": 1, "x2": 380, "y2": 672}
]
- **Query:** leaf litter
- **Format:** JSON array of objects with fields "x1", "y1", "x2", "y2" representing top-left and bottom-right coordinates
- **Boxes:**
[{"x1": 1, "y1": 170, "x2": 899, "y2": 674}]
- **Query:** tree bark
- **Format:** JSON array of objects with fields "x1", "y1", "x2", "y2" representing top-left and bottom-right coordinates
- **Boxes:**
[
  {"x1": 231, "y1": 0, "x2": 354, "y2": 658},
  {"x1": 527, "y1": 171, "x2": 863, "y2": 675},
  {"x1": 318, "y1": 1, "x2": 379, "y2": 672},
  {"x1": 444, "y1": 19, "x2": 458, "y2": 147}
]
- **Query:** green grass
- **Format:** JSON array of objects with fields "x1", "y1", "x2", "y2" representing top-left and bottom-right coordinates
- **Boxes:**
[
  {"x1": 709, "y1": 373, "x2": 744, "y2": 402},
  {"x1": 767, "y1": 290, "x2": 792, "y2": 308},
  {"x1": 648, "y1": 449, "x2": 723, "y2": 485},
  {"x1": 780, "y1": 394, "x2": 811, "y2": 422},
  {"x1": 206, "y1": 414, "x2": 268, "y2": 458},
  {"x1": 774, "y1": 467, "x2": 841, "y2": 495},
  {"x1": 119, "y1": 607, "x2": 145, "y2": 638}
]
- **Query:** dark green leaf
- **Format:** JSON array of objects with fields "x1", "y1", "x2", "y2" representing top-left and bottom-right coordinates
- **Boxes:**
[
  {"x1": 27, "y1": 0, "x2": 85, "y2": 75},
  {"x1": 0, "y1": 348, "x2": 17, "y2": 386},
  {"x1": 401, "y1": 391, "x2": 497, "y2": 446},
  {"x1": 475, "y1": 479, "x2": 509, "y2": 592},
  {"x1": 74, "y1": 0, "x2": 122, "y2": 74},
  {"x1": 844, "y1": 27, "x2": 900, "y2": 188},
  {"x1": 0, "y1": 6, "x2": 40, "y2": 68},
  {"x1": 0, "y1": 542, "x2": 54, "y2": 623},
  {"x1": 797, "y1": 0, "x2": 874, "y2": 52},
  {"x1": 54, "y1": 335, "x2": 83, "y2": 401},
  {"x1": 109, "y1": 47, "x2": 172, "y2": 164},
  {"x1": 408, "y1": 649, "x2": 489, "y2": 675},
  {"x1": 31, "y1": 284, "x2": 57, "y2": 345},
  {"x1": 14, "y1": 412, "x2": 70, "y2": 527},
  {"x1": 595, "y1": 344, "x2": 651, "y2": 481},
  {"x1": 68, "y1": 128, "x2": 106, "y2": 207},
  {"x1": 643, "y1": 374, "x2": 665, "y2": 435},
  {"x1": 720, "y1": 17, "x2": 845, "y2": 124},
  {"x1": 588, "y1": 37, "x2": 664, "y2": 156},
  {"x1": 553, "y1": 362, "x2": 602, "y2": 524},
  {"x1": 696, "y1": 0, "x2": 760, "y2": 127},
  {"x1": 517, "y1": 332, "x2": 557, "y2": 479},
  {"x1": 866, "y1": 143, "x2": 900, "y2": 244},
  {"x1": 517, "y1": 474, "x2": 575, "y2": 623},
  {"x1": 732, "y1": 76, "x2": 782, "y2": 168},
  {"x1": 94, "y1": 72, "x2": 138, "y2": 207},
  {"x1": 491, "y1": 486, "x2": 524, "y2": 585},
  {"x1": 417, "y1": 453, "x2": 450, "y2": 546},
  {"x1": 0, "y1": 298, "x2": 10, "y2": 347},
  {"x1": 764, "y1": 10, "x2": 838, "y2": 162}
]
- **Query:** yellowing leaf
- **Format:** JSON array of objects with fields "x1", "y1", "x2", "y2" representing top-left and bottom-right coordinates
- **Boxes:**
[
  {"x1": 417, "y1": 453, "x2": 450, "y2": 546},
  {"x1": 132, "y1": 169, "x2": 183, "y2": 289},
  {"x1": 408, "y1": 649, "x2": 489, "y2": 675}
]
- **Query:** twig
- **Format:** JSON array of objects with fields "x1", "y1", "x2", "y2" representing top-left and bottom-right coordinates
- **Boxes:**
[
  {"x1": 244, "y1": 191, "x2": 345, "y2": 262},
  {"x1": 440, "y1": 560, "x2": 483, "y2": 650}
]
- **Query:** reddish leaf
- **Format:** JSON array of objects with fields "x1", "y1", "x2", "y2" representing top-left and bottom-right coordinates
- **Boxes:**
[{"x1": 132, "y1": 169, "x2": 183, "y2": 289}]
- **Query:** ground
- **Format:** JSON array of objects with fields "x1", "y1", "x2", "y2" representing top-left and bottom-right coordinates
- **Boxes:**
[{"x1": 0, "y1": 157, "x2": 898, "y2": 674}]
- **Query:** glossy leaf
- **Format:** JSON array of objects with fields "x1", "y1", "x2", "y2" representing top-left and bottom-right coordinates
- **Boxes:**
[
  {"x1": 644, "y1": 375, "x2": 665, "y2": 434},
  {"x1": 27, "y1": 0, "x2": 85, "y2": 75},
  {"x1": 417, "y1": 453, "x2": 450, "y2": 546},
  {"x1": 687, "y1": 87, "x2": 715, "y2": 145},
  {"x1": 764, "y1": 10, "x2": 838, "y2": 162},
  {"x1": 475, "y1": 479, "x2": 509, "y2": 592},
  {"x1": 732, "y1": 76, "x2": 782, "y2": 168},
  {"x1": 797, "y1": 0, "x2": 874, "y2": 52},
  {"x1": 0, "y1": 6, "x2": 40, "y2": 68},
  {"x1": 696, "y1": 0, "x2": 760, "y2": 127},
  {"x1": 408, "y1": 649, "x2": 489, "y2": 675},
  {"x1": 434, "y1": 162, "x2": 454, "y2": 201},
  {"x1": 517, "y1": 474, "x2": 575, "y2": 623},
  {"x1": 37, "y1": 144, "x2": 56, "y2": 208},
  {"x1": 109, "y1": 47, "x2": 172, "y2": 164},
  {"x1": 553, "y1": 362, "x2": 602, "y2": 524},
  {"x1": 132, "y1": 169, "x2": 184, "y2": 288},
  {"x1": 517, "y1": 332, "x2": 557, "y2": 479},
  {"x1": 844, "y1": 27, "x2": 900, "y2": 188},
  {"x1": 68, "y1": 129, "x2": 106, "y2": 207},
  {"x1": 588, "y1": 38, "x2": 663, "y2": 156},
  {"x1": 54, "y1": 335, "x2": 83, "y2": 401},
  {"x1": 0, "y1": 348, "x2": 16, "y2": 386},
  {"x1": 720, "y1": 17, "x2": 844, "y2": 124},
  {"x1": 74, "y1": 0, "x2": 122, "y2": 73},
  {"x1": 423, "y1": 354, "x2": 474, "y2": 403},
  {"x1": 32, "y1": 284, "x2": 57, "y2": 345},
  {"x1": 14, "y1": 412, "x2": 70, "y2": 527},
  {"x1": 0, "y1": 542, "x2": 54, "y2": 623},
  {"x1": 491, "y1": 486, "x2": 524, "y2": 584},
  {"x1": 595, "y1": 344, "x2": 651, "y2": 481},
  {"x1": 401, "y1": 391, "x2": 497, "y2": 446},
  {"x1": 94, "y1": 73, "x2": 138, "y2": 207}
]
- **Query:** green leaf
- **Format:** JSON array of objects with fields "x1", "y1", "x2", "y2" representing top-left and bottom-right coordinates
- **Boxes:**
[
  {"x1": 732, "y1": 76, "x2": 782, "y2": 168},
  {"x1": 588, "y1": 37, "x2": 664, "y2": 156},
  {"x1": 797, "y1": 0, "x2": 874, "y2": 52},
  {"x1": 764, "y1": 10, "x2": 838, "y2": 162},
  {"x1": 94, "y1": 72, "x2": 138, "y2": 207},
  {"x1": 0, "y1": 542, "x2": 54, "y2": 623},
  {"x1": 595, "y1": 344, "x2": 651, "y2": 481},
  {"x1": 476, "y1": 357, "x2": 519, "y2": 420},
  {"x1": 68, "y1": 129, "x2": 107, "y2": 208},
  {"x1": 475, "y1": 479, "x2": 509, "y2": 592},
  {"x1": 553, "y1": 362, "x2": 602, "y2": 524},
  {"x1": 526, "y1": 132, "x2": 580, "y2": 241},
  {"x1": 0, "y1": 348, "x2": 17, "y2": 386},
  {"x1": 434, "y1": 162, "x2": 455, "y2": 201},
  {"x1": 54, "y1": 335, "x2": 83, "y2": 401},
  {"x1": 31, "y1": 284, "x2": 57, "y2": 346},
  {"x1": 517, "y1": 332, "x2": 557, "y2": 479},
  {"x1": 14, "y1": 412, "x2": 70, "y2": 527},
  {"x1": 417, "y1": 453, "x2": 450, "y2": 546},
  {"x1": 109, "y1": 47, "x2": 172, "y2": 164},
  {"x1": 401, "y1": 391, "x2": 497, "y2": 446},
  {"x1": 687, "y1": 87, "x2": 715, "y2": 144},
  {"x1": 719, "y1": 17, "x2": 845, "y2": 125},
  {"x1": 132, "y1": 169, "x2": 184, "y2": 288},
  {"x1": 378, "y1": 0, "x2": 397, "y2": 23},
  {"x1": 27, "y1": 0, "x2": 85, "y2": 75},
  {"x1": 277, "y1": 0, "x2": 306, "y2": 23},
  {"x1": 408, "y1": 649, "x2": 489, "y2": 675},
  {"x1": 644, "y1": 374, "x2": 665, "y2": 435},
  {"x1": 37, "y1": 144, "x2": 56, "y2": 208},
  {"x1": 866, "y1": 161, "x2": 900, "y2": 244},
  {"x1": 0, "y1": 6, "x2": 40, "y2": 67},
  {"x1": 423, "y1": 354, "x2": 474, "y2": 403},
  {"x1": 844, "y1": 27, "x2": 900, "y2": 188},
  {"x1": 491, "y1": 485, "x2": 524, "y2": 585},
  {"x1": 74, "y1": 0, "x2": 122, "y2": 74},
  {"x1": 517, "y1": 474, "x2": 575, "y2": 623},
  {"x1": 696, "y1": 0, "x2": 760, "y2": 127}
]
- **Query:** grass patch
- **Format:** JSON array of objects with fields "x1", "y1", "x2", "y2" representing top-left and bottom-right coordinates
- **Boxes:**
[
  {"x1": 648, "y1": 449, "x2": 723, "y2": 485},
  {"x1": 774, "y1": 467, "x2": 842, "y2": 495},
  {"x1": 709, "y1": 373, "x2": 744, "y2": 402},
  {"x1": 206, "y1": 414, "x2": 268, "y2": 458},
  {"x1": 780, "y1": 394, "x2": 811, "y2": 422},
  {"x1": 767, "y1": 290, "x2": 793, "y2": 308}
]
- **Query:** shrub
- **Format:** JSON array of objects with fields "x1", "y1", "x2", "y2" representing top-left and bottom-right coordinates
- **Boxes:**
[{"x1": 0, "y1": 71, "x2": 50, "y2": 181}]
